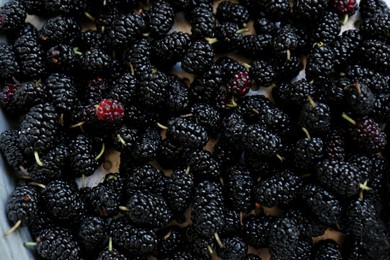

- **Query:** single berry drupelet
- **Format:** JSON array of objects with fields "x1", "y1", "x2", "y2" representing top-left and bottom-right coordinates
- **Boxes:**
[
  {"x1": 147, "y1": 0, "x2": 175, "y2": 35},
  {"x1": 254, "y1": 169, "x2": 302, "y2": 208},
  {"x1": 269, "y1": 217, "x2": 300, "y2": 260},
  {"x1": 301, "y1": 184, "x2": 342, "y2": 227},
  {"x1": 35, "y1": 227, "x2": 81, "y2": 260},
  {"x1": 18, "y1": 103, "x2": 58, "y2": 156},
  {"x1": 43, "y1": 180, "x2": 85, "y2": 225},
  {"x1": 165, "y1": 168, "x2": 194, "y2": 214},
  {"x1": 78, "y1": 216, "x2": 108, "y2": 252},
  {"x1": 6, "y1": 183, "x2": 40, "y2": 233},
  {"x1": 0, "y1": 0, "x2": 27, "y2": 34},
  {"x1": 181, "y1": 40, "x2": 214, "y2": 74},
  {"x1": 126, "y1": 191, "x2": 173, "y2": 228}
]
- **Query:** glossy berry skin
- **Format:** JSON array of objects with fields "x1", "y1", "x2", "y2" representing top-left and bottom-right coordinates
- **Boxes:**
[
  {"x1": 190, "y1": 4, "x2": 216, "y2": 39},
  {"x1": 126, "y1": 192, "x2": 173, "y2": 228},
  {"x1": 46, "y1": 73, "x2": 77, "y2": 113},
  {"x1": 217, "y1": 237, "x2": 248, "y2": 260},
  {"x1": 285, "y1": 209, "x2": 327, "y2": 238},
  {"x1": 311, "y1": 11, "x2": 341, "y2": 44},
  {"x1": 228, "y1": 71, "x2": 251, "y2": 97},
  {"x1": 186, "y1": 149, "x2": 221, "y2": 181},
  {"x1": 69, "y1": 134, "x2": 100, "y2": 177},
  {"x1": 165, "y1": 168, "x2": 194, "y2": 214},
  {"x1": 299, "y1": 102, "x2": 331, "y2": 134},
  {"x1": 242, "y1": 124, "x2": 282, "y2": 157},
  {"x1": 316, "y1": 159, "x2": 364, "y2": 198},
  {"x1": 269, "y1": 217, "x2": 300, "y2": 260},
  {"x1": 0, "y1": 129, "x2": 27, "y2": 171},
  {"x1": 108, "y1": 13, "x2": 146, "y2": 47},
  {"x1": 0, "y1": 0, "x2": 27, "y2": 33},
  {"x1": 0, "y1": 42, "x2": 19, "y2": 79},
  {"x1": 348, "y1": 117, "x2": 387, "y2": 155},
  {"x1": 243, "y1": 215, "x2": 276, "y2": 248},
  {"x1": 332, "y1": 0, "x2": 358, "y2": 16},
  {"x1": 216, "y1": 1, "x2": 250, "y2": 25},
  {"x1": 43, "y1": 180, "x2": 85, "y2": 225},
  {"x1": 18, "y1": 103, "x2": 58, "y2": 155},
  {"x1": 314, "y1": 240, "x2": 342, "y2": 260},
  {"x1": 147, "y1": 0, "x2": 175, "y2": 35},
  {"x1": 294, "y1": 137, "x2": 324, "y2": 170},
  {"x1": 249, "y1": 59, "x2": 277, "y2": 87},
  {"x1": 38, "y1": 16, "x2": 80, "y2": 46},
  {"x1": 225, "y1": 165, "x2": 254, "y2": 213},
  {"x1": 37, "y1": 227, "x2": 81, "y2": 260},
  {"x1": 78, "y1": 216, "x2": 108, "y2": 252},
  {"x1": 345, "y1": 83, "x2": 375, "y2": 115},
  {"x1": 95, "y1": 99, "x2": 125, "y2": 122},
  {"x1": 109, "y1": 216, "x2": 158, "y2": 256},
  {"x1": 182, "y1": 40, "x2": 214, "y2": 74},
  {"x1": 97, "y1": 248, "x2": 127, "y2": 260},
  {"x1": 254, "y1": 170, "x2": 302, "y2": 208},
  {"x1": 167, "y1": 118, "x2": 208, "y2": 149},
  {"x1": 28, "y1": 143, "x2": 69, "y2": 184},
  {"x1": 192, "y1": 181, "x2": 225, "y2": 238},
  {"x1": 301, "y1": 184, "x2": 341, "y2": 227},
  {"x1": 7, "y1": 184, "x2": 40, "y2": 227}
]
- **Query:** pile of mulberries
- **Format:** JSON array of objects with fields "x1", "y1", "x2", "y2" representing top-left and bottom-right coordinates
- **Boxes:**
[{"x1": 1, "y1": 0, "x2": 390, "y2": 259}]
